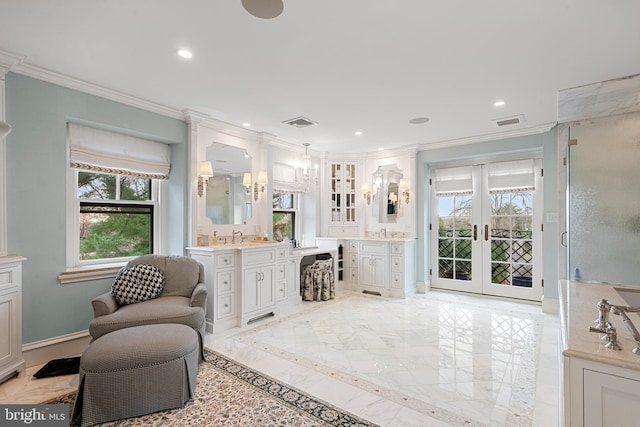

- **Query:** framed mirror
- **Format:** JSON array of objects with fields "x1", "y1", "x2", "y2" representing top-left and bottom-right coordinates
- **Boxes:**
[
  {"x1": 204, "y1": 142, "x2": 252, "y2": 224},
  {"x1": 372, "y1": 164, "x2": 403, "y2": 223}
]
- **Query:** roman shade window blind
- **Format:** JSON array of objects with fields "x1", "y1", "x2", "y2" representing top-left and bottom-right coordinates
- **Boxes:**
[
  {"x1": 68, "y1": 123, "x2": 170, "y2": 180},
  {"x1": 433, "y1": 166, "x2": 473, "y2": 196},
  {"x1": 488, "y1": 159, "x2": 535, "y2": 193},
  {"x1": 272, "y1": 162, "x2": 305, "y2": 194}
]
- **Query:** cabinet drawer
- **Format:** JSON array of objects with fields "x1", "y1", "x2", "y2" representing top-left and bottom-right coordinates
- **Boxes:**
[
  {"x1": 349, "y1": 254, "x2": 358, "y2": 268},
  {"x1": 276, "y1": 263, "x2": 287, "y2": 281},
  {"x1": 349, "y1": 269, "x2": 358, "y2": 283},
  {"x1": 216, "y1": 294, "x2": 235, "y2": 319},
  {"x1": 392, "y1": 272, "x2": 403, "y2": 289},
  {"x1": 276, "y1": 281, "x2": 287, "y2": 301},
  {"x1": 359, "y1": 241, "x2": 386, "y2": 254},
  {"x1": 329, "y1": 226, "x2": 359, "y2": 237},
  {"x1": 276, "y1": 247, "x2": 289, "y2": 260},
  {"x1": 243, "y1": 249, "x2": 276, "y2": 266},
  {"x1": 0, "y1": 266, "x2": 16, "y2": 290},
  {"x1": 391, "y1": 244, "x2": 404, "y2": 255},
  {"x1": 216, "y1": 270, "x2": 235, "y2": 295},
  {"x1": 215, "y1": 254, "x2": 236, "y2": 269},
  {"x1": 391, "y1": 256, "x2": 403, "y2": 272}
]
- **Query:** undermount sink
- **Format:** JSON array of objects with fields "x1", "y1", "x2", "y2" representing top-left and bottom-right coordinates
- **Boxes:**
[{"x1": 615, "y1": 287, "x2": 640, "y2": 308}]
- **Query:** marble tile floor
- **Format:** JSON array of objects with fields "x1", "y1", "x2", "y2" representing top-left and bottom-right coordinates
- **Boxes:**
[
  {"x1": 0, "y1": 289, "x2": 560, "y2": 426},
  {"x1": 205, "y1": 290, "x2": 560, "y2": 427}
]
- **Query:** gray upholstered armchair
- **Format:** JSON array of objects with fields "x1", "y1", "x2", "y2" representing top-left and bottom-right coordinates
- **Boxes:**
[{"x1": 89, "y1": 255, "x2": 207, "y2": 346}]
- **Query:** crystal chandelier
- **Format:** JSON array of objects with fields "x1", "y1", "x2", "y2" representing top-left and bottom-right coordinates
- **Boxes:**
[{"x1": 298, "y1": 143, "x2": 318, "y2": 190}]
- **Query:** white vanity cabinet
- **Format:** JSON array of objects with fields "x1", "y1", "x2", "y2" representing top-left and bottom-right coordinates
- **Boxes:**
[
  {"x1": 187, "y1": 248, "x2": 237, "y2": 333},
  {"x1": 0, "y1": 256, "x2": 26, "y2": 384},
  {"x1": 357, "y1": 241, "x2": 387, "y2": 292},
  {"x1": 560, "y1": 280, "x2": 640, "y2": 427},
  {"x1": 328, "y1": 161, "x2": 359, "y2": 236},
  {"x1": 345, "y1": 239, "x2": 416, "y2": 298},
  {"x1": 565, "y1": 355, "x2": 640, "y2": 427},
  {"x1": 188, "y1": 243, "x2": 300, "y2": 332}
]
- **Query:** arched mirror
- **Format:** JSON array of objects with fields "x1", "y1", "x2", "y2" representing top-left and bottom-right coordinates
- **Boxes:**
[
  {"x1": 372, "y1": 164, "x2": 403, "y2": 223},
  {"x1": 205, "y1": 142, "x2": 252, "y2": 224}
]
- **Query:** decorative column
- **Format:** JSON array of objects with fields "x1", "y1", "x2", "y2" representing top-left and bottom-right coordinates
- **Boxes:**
[
  {"x1": 183, "y1": 109, "x2": 209, "y2": 247},
  {"x1": 0, "y1": 51, "x2": 25, "y2": 257}
]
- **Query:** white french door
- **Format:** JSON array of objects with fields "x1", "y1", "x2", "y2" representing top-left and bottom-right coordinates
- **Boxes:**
[{"x1": 430, "y1": 158, "x2": 543, "y2": 301}]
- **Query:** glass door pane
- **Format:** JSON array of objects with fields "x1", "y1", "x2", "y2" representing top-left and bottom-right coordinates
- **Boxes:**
[
  {"x1": 568, "y1": 113, "x2": 640, "y2": 286},
  {"x1": 431, "y1": 165, "x2": 482, "y2": 294}
]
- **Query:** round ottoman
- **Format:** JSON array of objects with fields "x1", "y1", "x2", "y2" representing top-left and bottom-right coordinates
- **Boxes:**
[{"x1": 72, "y1": 323, "x2": 199, "y2": 427}]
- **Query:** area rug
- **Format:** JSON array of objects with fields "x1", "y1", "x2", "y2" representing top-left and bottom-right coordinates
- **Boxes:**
[{"x1": 43, "y1": 349, "x2": 378, "y2": 427}]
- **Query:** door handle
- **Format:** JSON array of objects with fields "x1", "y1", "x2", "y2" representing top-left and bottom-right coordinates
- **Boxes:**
[
  {"x1": 484, "y1": 225, "x2": 489, "y2": 241},
  {"x1": 473, "y1": 225, "x2": 477, "y2": 241},
  {"x1": 561, "y1": 231, "x2": 568, "y2": 248}
]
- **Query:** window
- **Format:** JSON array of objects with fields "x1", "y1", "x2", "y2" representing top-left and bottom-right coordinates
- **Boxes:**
[
  {"x1": 273, "y1": 192, "x2": 296, "y2": 243},
  {"x1": 77, "y1": 172, "x2": 157, "y2": 262},
  {"x1": 64, "y1": 123, "x2": 169, "y2": 276}
]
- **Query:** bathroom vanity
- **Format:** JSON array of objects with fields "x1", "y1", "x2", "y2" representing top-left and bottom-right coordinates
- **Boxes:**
[
  {"x1": 187, "y1": 242, "x2": 300, "y2": 333},
  {"x1": 317, "y1": 237, "x2": 416, "y2": 298},
  {"x1": 560, "y1": 280, "x2": 640, "y2": 427}
]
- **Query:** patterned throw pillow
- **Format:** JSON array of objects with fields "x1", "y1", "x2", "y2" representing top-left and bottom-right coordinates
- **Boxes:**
[{"x1": 112, "y1": 264, "x2": 165, "y2": 305}]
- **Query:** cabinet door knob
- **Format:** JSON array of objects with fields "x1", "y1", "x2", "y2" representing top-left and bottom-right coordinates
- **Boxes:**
[{"x1": 224, "y1": 304, "x2": 228, "y2": 307}]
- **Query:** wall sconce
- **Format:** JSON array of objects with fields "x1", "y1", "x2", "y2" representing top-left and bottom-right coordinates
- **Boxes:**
[
  {"x1": 362, "y1": 183, "x2": 371, "y2": 205},
  {"x1": 399, "y1": 178, "x2": 410, "y2": 204},
  {"x1": 0, "y1": 121, "x2": 12, "y2": 138},
  {"x1": 243, "y1": 172, "x2": 252, "y2": 195},
  {"x1": 197, "y1": 161, "x2": 214, "y2": 197},
  {"x1": 254, "y1": 170, "x2": 268, "y2": 201},
  {"x1": 388, "y1": 192, "x2": 398, "y2": 205}
]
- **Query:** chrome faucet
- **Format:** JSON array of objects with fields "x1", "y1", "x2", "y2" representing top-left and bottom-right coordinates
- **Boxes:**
[
  {"x1": 594, "y1": 299, "x2": 612, "y2": 330},
  {"x1": 611, "y1": 305, "x2": 640, "y2": 354},
  {"x1": 380, "y1": 228, "x2": 386, "y2": 238},
  {"x1": 232, "y1": 230, "x2": 243, "y2": 244}
]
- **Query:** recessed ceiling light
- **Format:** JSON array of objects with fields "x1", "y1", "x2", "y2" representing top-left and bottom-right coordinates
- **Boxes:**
[
  {"x1": 177, "y1": 49, "x2": 193, "y2": 59},
  {"x1": 242, "y1": 122, "x2": 251, "y2": 128},
  {"x1": 409, "y1": 117, "x2": 430, "y2": 125},
  {"x1": 355, "y1": 131, "x2": 363, "y2": 136},
  {"x1": 378, "y1": 148, "x2": 384, "y2": 151},
  {"x1": 493, "y1": 100, "x2": 506, "y2": 107}
]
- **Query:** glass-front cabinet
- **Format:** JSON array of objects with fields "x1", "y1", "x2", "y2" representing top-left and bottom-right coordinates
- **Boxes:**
[{"x1": 329, "y1": 162, "x2": 358, "y2": 236}]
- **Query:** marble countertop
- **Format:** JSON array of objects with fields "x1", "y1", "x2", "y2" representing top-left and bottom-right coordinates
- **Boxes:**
[
  {"x1": 0, "y1": 255, "x2": 27, "y2": 265},
  {"x1": 560, "y1": 280, "x2": 640, "y2": 371},
  {"x1": 315, "y1": 237, "x2": 415, "y2": 242},
  {"x1": 186, "y1": 241, "x2": 289, "y2": 251}
]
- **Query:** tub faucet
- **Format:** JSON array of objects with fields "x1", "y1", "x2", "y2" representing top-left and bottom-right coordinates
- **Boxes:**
[{"x1": 594, "y1": 299, "x2": 612, "y2": 330}]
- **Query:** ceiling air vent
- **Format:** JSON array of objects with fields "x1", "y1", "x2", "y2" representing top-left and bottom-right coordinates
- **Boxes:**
[
  {"x1": 492, "y1": 114, "x2": 525, "y2": 127},
  {"x1": 282, "y1": 116, "x2": 318, "y2": 128}
]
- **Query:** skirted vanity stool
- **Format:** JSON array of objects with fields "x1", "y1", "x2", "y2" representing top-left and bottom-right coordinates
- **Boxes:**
[{"x1": 301, "y1": 258, "x2": 335, "y2": 301}]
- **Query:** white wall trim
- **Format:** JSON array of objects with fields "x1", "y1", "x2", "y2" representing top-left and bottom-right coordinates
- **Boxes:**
[
  {"x1": 416, "y1": 280, "x2": 431, "y2": 294},
  {"x1": 418, "y1": 122, "x2": 557, "y2": 152},
  {"x1": 12, "y1": 61, "x2": 183, "y2": 120},
  {"x1": 22, "y1": 330, "x2": 91, "y2": 368},
  {"x1": 542, "y1": 296, "x2": 559, "y2": 314}
]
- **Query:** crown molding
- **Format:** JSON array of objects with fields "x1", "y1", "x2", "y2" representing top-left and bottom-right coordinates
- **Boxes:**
[
  {"x1": 417, "y1": 122, "x2": 557, "y2": 152},
  {"x1": 10, "y1": 61, "x2": 183, "y2": 120},
  {"x1": 0, "y1": 50, "x2": 25, "y2": 79}
]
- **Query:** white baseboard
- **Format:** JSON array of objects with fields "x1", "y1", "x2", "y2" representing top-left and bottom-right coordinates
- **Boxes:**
[
  {"x1": 542, "y1": 296, "x2": 559, "y2": 314},
  {"x1": 22, "y1": 330, "x2": 91, "y2": 368},
  {"x1": 416, "y1": 281, "x2": 431, "y2": 294}
]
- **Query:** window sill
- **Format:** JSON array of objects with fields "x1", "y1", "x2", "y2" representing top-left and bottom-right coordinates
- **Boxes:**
[{"x1": 58, "y1": 263, "x2": 125, "y2": 284}]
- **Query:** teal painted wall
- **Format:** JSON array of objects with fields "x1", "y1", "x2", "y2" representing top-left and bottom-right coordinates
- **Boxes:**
[
  {"x1": 5, "y1": 73, "x2": 188, "y2": 343},
  {"x1": 416, "y1": 129, "x2": 560, "y2": 300}
]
